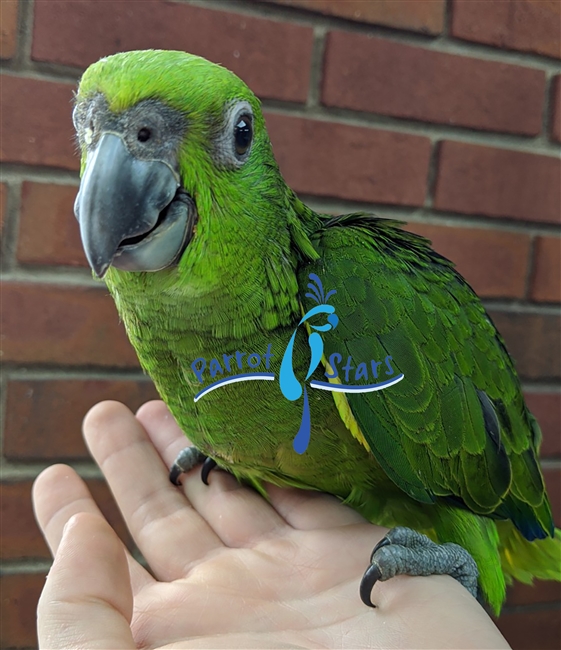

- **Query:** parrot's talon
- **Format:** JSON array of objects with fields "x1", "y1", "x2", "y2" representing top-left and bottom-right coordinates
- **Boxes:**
[
  {"x1": 201, "y1": 457, "x2": 218, "y2": 485},
  {"x1": 360, "y1": 526, "x2": 479, "y2": 608},
  {"x1": 359, "y1": 563, "x2": 381, "y2": 607},
  {"x1": 370, "y1": 536, "x2": 392, "y2": 559},
  {"x1": 169, "y1": 446, "x2": 208, "y2": 486}
]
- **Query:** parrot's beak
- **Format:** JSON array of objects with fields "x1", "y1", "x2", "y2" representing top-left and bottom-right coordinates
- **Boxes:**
[{"x1": 75, "y1": 133, "x2": 196, "y2": 278}]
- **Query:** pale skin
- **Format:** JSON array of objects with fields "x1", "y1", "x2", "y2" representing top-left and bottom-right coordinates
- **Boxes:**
[{"x1": 33, "y1": 400, "x2": 511, "y2": 649}]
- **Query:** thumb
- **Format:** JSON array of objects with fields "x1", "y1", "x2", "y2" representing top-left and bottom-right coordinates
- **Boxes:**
[{"x1": 37, "y1": 512, "x2": 135, "y2": 649}]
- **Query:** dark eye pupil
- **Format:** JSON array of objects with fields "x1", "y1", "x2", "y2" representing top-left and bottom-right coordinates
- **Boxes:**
[
  {"x1": 234, "y1": 117, "x2": 252, "y2": 156},
  {"x1": 137, "y1": 127, "x2": 151, "y2": 142}
]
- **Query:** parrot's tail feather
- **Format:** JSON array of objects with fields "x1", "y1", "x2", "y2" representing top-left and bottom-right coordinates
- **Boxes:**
[{"x1": 498, "y1": 522, "x2": 561, "y2": 585}]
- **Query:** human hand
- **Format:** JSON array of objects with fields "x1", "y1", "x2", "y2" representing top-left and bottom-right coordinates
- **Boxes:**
[{"x1": 34, "y1": 400, "x2": 510, "y2": 649}]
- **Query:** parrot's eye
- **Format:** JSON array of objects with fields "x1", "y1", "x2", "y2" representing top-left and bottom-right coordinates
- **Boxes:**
[
  {"x1": 215, "y1": 100, "x2": 254, "y2": 168},
  {"x1": 137, "y1": 127, "x2": 152, "y2": 142},
  {"x1": 234, "y1": 116, "x2": 252, "y2": 156}
]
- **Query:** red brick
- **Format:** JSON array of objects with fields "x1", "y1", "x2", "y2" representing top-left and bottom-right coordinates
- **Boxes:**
[
  {"x1": 530, "y1": 236, "x2": 561, "y2": 303},
  {"x1": 32, "y1": 0, "x2": 313, "y2": 103},
  {"x1": 452, "y1": 0, "x2": 561, "y2": 60},
  {"x1": 0, "y1": 75, "x2": 78, "y2": 170},
  {"x1": 4, "y1": 379, "x2": 159, "y2": 461},
  {"x1": 322, "y1": 31, "x2": 545, "y2": 136},
  {"x1": 507, "y1": 580, "x2": 561, "y2": 606},
  {"x1": 405, "y1": 223, "x2": 530, "y2": 298},
  {"x1": 497, "y1": 607, "x2": 561, "y2": 650},
  {"x1": 17, "y1": 182, "x2": 86, "y2": 267},
  {"x1": 264, "y1": 0, "x2": 445, "y2": 34},
  {"x1": 552, "y1": 76, "x2": 561, "y2": 143},
  {"x1": 0, "y1": 572, "x2": 44, "y2": 649},
  {"x1": 0, "y1": 481, "x2": 47, "y2": 560},
  {"x1": 1, "y1": 282, "x2": 139, "y2": 367},
  {"x1": 524, "y1": 392, "x2": 561, "y2": 458},
  {"x1": 435, "y1": 141, "x2": 561, "y2": 225},
  {"x1": 543, "y1": 467, "x2": 560, "y2": 527},
  {"x1": 0, "y1": 479, "x2": 134, "y2": 560},
  {"x1": 0, "y1": 1, "x2": 18, "y2": 59},
  {"x1": 266, "y1": 113, "x2": 431, "y2": 206},
  {"x1": 489, "y1": 311, "x2": 561, "y2": 381}
]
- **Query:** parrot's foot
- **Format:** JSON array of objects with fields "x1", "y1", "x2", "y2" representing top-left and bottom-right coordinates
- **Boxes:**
[
  {"x1": 169, "y1": 446, "x2": 207, "y2": 486},
  {"x1": 359, "y1": 526, "x2": 479, "y2": 607}
]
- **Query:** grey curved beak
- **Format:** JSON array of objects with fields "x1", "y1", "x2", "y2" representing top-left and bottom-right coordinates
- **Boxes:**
[{"x1": 74, "y1": 133, "x2": 179, "y2": 277}]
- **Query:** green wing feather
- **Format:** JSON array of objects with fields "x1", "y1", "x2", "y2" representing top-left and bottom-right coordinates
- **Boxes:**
[{"x1": 301, "y1": 214, "x2": 553, "y2": 540}]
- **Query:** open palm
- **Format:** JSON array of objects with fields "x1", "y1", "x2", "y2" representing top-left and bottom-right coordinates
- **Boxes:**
[{"x1": 33, "y1": 400, "x2": 508, "y2": 649}]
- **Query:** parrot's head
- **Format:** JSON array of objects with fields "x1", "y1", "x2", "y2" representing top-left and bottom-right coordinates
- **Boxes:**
[{"x1": 73, "y1": 50, "x2": 305, "y2": 286}]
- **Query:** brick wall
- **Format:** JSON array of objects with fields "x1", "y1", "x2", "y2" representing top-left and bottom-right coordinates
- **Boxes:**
[{"x1": 1, "y1": 1, "x2": 560, "y2": 647}]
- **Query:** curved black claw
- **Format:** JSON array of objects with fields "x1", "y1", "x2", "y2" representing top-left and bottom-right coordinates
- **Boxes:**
[
  {"x1": 201, "y1": 457, "x2": 218, "y2": 486},
  {"x1": 360, "y1": 563, "x2": 381, "y2": 608},
  {"x1": 169, "y1": 463, "x2": 185, "y2": 486}
]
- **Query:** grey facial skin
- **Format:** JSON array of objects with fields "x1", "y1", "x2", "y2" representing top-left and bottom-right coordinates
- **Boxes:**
[{"x1": 73, "y1": 96, "x2": 196, "y2": 278}]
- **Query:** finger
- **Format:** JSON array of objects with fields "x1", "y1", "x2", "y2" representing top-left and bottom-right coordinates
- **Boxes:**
[
  {"x1": 266, "y1": 484, "x2": 367, "y2": 530},
  {"x1": 33, "y1": 465, "x2": 151, "y2": 593},
  {"x1": 83, "y1": 401, "x2": 223, "y2": 580},
  {"x1": 137, "y1": 401, "x2": 291, "y2": 547},
  {"x1": 37, "y1": 512, "x2": 136, "y2": 650}
]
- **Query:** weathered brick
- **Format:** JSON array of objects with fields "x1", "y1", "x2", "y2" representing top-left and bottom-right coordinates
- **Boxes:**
[
  {"x1": 497, "y1": 607, "x2": 561, "y2": 650},
  {"x1": 489, "y1": 311, "x2": 561, "y2": 381},
  {"x1": 0, "y1": 572, "x2": 44, "y2": 649},
  {"x1": 4, "y1": 379, "x2": 158, "y2": 461},
  {"x1": 530, "y1": 236, "x2": 561, "y2": 303},
  {"x1": 543, "y1": 467, "x2": 560, "y2": 527},
  {"x1": 0, "y1": 75, "x2": 78, "y2": 170},
  {"x1": 0, "y1": 479, "x2": 134, "y2": 560},
  {"x1": 1, "y1": 282, "x2": 139, "y2": 367},
  {"x1": 452, "y1": 0, "x2": 561, "y2": 60},
  {"x1": 552, "y1": 76, "x2": 561, "y2": 143},
  {"x1": 265, "y1": 113, "x2": 431, "y2": 206},
  {"x1": 263, "y1": 0, "x2": 445, "y2": 34},
  {"x1": 435, "y1": 141, "x2": 561, "y2": 225},
  {"x1": 525, "y1": 392, "x2": 561, "y2": 458},
  {"x1": 322, "y1": 31, "x2": 545, "y2": 136},
  {"x1": 32, "y1": 0, "x2": 313, "y2": 103},
  {"x1": 0, "y1": 0, "x2": 18, "y2": 59},
  {"x1": 507, "y1": 580, "x2": 561, "y2": 606},
  {"x1": 17, "y1": 182, "x2": 86, "y2": 267},
  {"x1": 405, "y1": 223, "x2": 530, "y2": 298}
]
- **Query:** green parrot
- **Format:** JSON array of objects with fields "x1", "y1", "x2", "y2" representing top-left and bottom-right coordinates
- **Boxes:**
[{"x1": 72, "y1": 49, "x2": 560, "y2": 615}]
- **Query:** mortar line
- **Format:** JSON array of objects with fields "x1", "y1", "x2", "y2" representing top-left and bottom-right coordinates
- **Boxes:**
[
  {"x1": 521, "y1": 382, "x2": 561, "y2": 393},
  {"x1": 300, "y1": 197, "x2": 561, "y2": 237},
  {"x1": 481, "y1": 300, "x2": 561, "y2": 316},
  {"x1": 307, "y1": 24, "x2": 327, "y2": 108},
  {"x1": 523, "y1": 236, "x2": 538, "y2": 302},
  {"x1": 261, "y1": 103, "x2": 561, "y2": 156},
  {"x1": 4, "y1": 368, "x2": 151, "y2": 381},
  {"x1": 0, "y1": 178, "x2": 23, "y2": 274},
  {"x1": 0, "y1": 461, "x2": 103, "y2": 480},
  {"x1": 0, "y1": 560, "x2": 52, "y2": 574},
  {"x1": 423, "y1": 140, "x2": 442, "y2": 209},
  {"x1": 13, "y1": 0, "x2": 34, "y2": 70}
]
